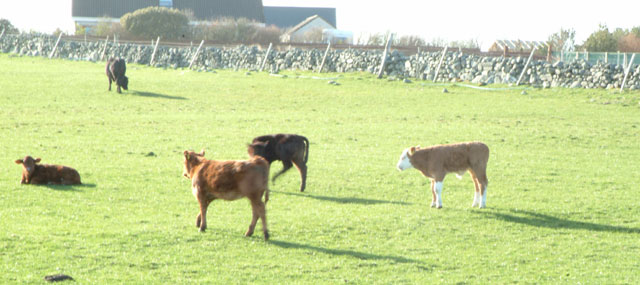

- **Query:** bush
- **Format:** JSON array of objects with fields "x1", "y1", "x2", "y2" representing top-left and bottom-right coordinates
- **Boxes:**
[
  {"x1": 193, "y1": 18, "x2": 282, "y2": 44},
  {"x1": 0, "y1": 18, "x2": 19, "y2": 34},
  {"x1": 121, "y1": 7, "x2": 189, "y2": 40},
  {"x1": 618, "y1": 34, "x2": 640, "y2": 52},
  {"x1": 583, "y1": 24, "x2": 617, "y2": 52},
  {"x1": 75, "y1": 23, "x2": 86, "y2": 36}
]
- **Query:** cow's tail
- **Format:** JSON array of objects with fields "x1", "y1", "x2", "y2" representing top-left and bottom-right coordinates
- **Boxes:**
[{"x1": 302, "y1": 136, "x2": 309, "y2": 163}]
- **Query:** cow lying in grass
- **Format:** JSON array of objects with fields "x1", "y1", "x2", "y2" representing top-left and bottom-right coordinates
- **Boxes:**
[
  {"x1": 183, "y1": 149, "x2": 270, "y2": 240},
  {"x1": 396, "y1": 142, "x2": 489, "y2": 208},
  {"x1": 15, "y1": 156, "x2": 82, "y2": 185},
  {"x1": 248, "y1": 134, "x2": 309, "y2": 192},
  {"x1": 106, "y1": 57, "x2": 128, "y2": 93}
]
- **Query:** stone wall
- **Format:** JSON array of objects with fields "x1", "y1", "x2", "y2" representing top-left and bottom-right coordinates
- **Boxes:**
[{"x1": 1, "y1": 33, "x2": 639, "y2": 89}]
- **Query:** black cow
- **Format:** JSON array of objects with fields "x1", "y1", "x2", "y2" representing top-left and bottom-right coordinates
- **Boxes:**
[
  {"x1": 106, "y1": 58, "x2": 128, "y2": 93},
  {"x1": 248, "y1": 134, "x2": 309, "y2": 192}
]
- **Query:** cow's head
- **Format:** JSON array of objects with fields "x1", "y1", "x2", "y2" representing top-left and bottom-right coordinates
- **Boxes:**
[
  {"x1": 396, "y1": 147, "x2": 417, "y2": 171},
  {"x1": 15, "y1": 156, "x2": 41, "y2": 177},
  {"x1": 119, "y1": 76, "x2": 129, "y2": 91},
  {"x1": 183, "y1": 149, "x2": 205, "y2": 179},
  {"x1": 247, "y1": 141, "x2": 268, "y2": 158}
]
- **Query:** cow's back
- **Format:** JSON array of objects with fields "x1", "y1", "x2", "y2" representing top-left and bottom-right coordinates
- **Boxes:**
[
  {"x1": 195, "y1": 158, "x2": 268, "y2": 200},
  {"x1": 419, "y1": 142, "x2": 487, "y2": 172}
]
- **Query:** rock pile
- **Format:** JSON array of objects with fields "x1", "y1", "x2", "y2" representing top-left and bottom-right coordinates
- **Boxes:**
[{"x1": 1, "y1": 33, "x2": 638, "y2": 89}]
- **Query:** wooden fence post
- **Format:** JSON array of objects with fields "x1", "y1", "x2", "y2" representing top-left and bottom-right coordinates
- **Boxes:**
[
  {"x1": 188, "y1": 40, "x2": 205, "y2": 69},
  {"x1": 149, "y1": 36, "x2": 160, "y2": 66},
  {"x1": 100, "y1": 36, "x2": 109, "y2": 61},
  {"x1": 433, "y1": 46, "x2": 448, "y2": 82},
  {"x1": 620, "y1": 53, "x2": 636, "y2": 92},
  {"x1": 259, "y1": 42, "x2": 273, "y2": 72},
  {"x1": 516, "y1": 46, "x2": 538, "y2": 86},
  {"x1": 0, "y1": 28, "x2": 5, "y2": 49},
  {"x1": 49, "y1": 32, "x2": 64, "y2": 59},
  {"x1": 317, "y1": 41, "x2": 331, "y2": 73},
  {"x1": 377, "y1": 33, "x2": 393, "y2": 79}
]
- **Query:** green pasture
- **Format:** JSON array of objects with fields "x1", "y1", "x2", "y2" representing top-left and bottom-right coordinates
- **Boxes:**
[{"x1": 0, "y1": 54, "x2": 639, "y2": 283}]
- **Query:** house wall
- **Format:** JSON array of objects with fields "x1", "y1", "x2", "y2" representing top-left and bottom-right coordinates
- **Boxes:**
[{"x1": 288, "y1": 18, "x2": 334, "y2": 43}]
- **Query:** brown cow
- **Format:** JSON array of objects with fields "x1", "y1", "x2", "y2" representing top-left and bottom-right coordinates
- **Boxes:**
[
  {"x1": 396, "y1": 142, "x2": 489, "y2": 208},
  {"x1": 15, "y1": 156, "x2": 82, "y2": 185},
  {"x1": 247, "y1": 134, "x2": 309, "y2": 192},
  {"x1": 182, "y1": 149, "x2": 270, "y2": 240}
]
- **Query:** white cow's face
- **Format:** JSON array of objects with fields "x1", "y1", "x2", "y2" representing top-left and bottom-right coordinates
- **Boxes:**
[{"x1": 396, "y1": 148, "x2": 413, "y2": 171}]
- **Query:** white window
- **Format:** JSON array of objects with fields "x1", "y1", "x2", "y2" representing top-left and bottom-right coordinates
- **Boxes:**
[{"x1": 159, "y1": 0, "x2": 173, "y2": 8}]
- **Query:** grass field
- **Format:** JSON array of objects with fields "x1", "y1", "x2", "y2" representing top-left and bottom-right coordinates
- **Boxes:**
[{"x1": 1, "y1": 53, "x2": 639, "y2": 283}]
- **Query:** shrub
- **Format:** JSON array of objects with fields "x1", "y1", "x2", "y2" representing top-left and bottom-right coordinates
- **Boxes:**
[
  {"x1": 75, "y1": 23, "x2": 86, "y2": 36},
  {"x1": 583, "y1": 24, "x2": 617, "y2": 52},
  {"x1": 121, "y1": 7, "x2": 189, "y2": 39},
  {"x1": 0, "y1": 18, "x2": 19, "y2": 34},
  {"x1": 193, "y1": 18, "x2": 281, "y2": 44},
  {"x1": 618, "y1": 34, "x2": 640, "y2": 52}
]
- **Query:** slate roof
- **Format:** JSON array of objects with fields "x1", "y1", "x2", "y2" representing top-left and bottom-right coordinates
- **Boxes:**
[
  {"x1": 72, "y1": 0, "x2": 264, "y2": 22},
  {"x1": 264, "y1": 6, "x2": 336, "y2": 29}
]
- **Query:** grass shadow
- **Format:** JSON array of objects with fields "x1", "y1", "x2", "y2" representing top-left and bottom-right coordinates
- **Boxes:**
[
  {"x1": 268, "y1": 240, "x2": 421, "y2": 264},
  {"x1": 476, "y1": 209, "x2": 640, "y2": 234},
  {"x1": 130, "y1": 90, "x2": 187, "y2": 100},
  {"x1": 272, "y1": 190, "x2": 412, "y2": 205},
  {"x1": 40, "y1": 183, "x2": 97, "y2": 191}
]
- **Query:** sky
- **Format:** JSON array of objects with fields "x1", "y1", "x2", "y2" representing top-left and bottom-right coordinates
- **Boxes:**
[{"x1": 1, "y1": 0, "x2": 639, "y2": 51}]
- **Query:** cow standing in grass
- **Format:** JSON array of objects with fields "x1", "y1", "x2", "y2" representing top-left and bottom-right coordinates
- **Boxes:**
[
  {"x1": 15, "y1": 156, "x2": 82, "y2": 185},
  {"x1": 248, "y1": 134, "x2": 309, "y2": 192},
  {"x1": 106, "y1": 57, "x2": 128, "y2": 93},
  {"x1": 396, "y1": 142, "x2": 489, "y2": 208},
  {"x1": 183, "y1": 149, "x2": 270, "y2": 240}
]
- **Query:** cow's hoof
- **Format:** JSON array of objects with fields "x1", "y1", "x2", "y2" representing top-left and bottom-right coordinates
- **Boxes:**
[
  {"x1": 263, "y1": 231, "x2": 270, "y2": 241},
  {"x1": 245, "y1": 230, "x2": 254, "y2": 237},
  {"x1": 436, "y1": 205, "x2": 443, "y2": 209},
  {"x1": 199, "y1": 227, "x2": 206, "y2": 233}
]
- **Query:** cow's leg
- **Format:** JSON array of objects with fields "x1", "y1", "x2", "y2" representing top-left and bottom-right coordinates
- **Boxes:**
[
  {"x1": 271, "y1": 160, "x2": 293, "y2": 183},
  {"x1": 469, "y1": 171, "x2": 481, "y2": 208},
  {"x1": 108, "y1": 77, "x2": 112, "y2": 91},
  {"x1": 197, "y1": 194, "x2": 210, "y2": 232},
  {"x1": 258, "y1": 198, "x2": 269, "y2": 240},
  {"x1": 292, "y1": 157, "x2": 307, "y2": 192},
  {"x1": 430, "y1": 179, "x2": 437, "y2": 208},
  {"x1": 116, "y1": 83, "x2": 121, "y2": 94},
  {"x1": 245, "y1": 198, "x2": 260, "y2": 237},
  {"x1": 475, "y1": 169, "x2": 489, "y2": 208},
  {"x1": 435, "y1": 181, "x2": 444, "y2": 208}
]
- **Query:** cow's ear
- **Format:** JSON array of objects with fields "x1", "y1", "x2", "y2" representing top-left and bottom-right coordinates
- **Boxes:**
[
  {"x1": 34, "y1": 158, "x2": 41, "y2": 163},
  {"x1": 15, "y1": 159, "x2": 23, "y2": 164},
  {"x1": 199, "y1": 149, "x2": 205, "y2": 156},
  {"x1": 409, "y1": 147, "x2": 416, "y2": 156},
  {"x1": 184, "y1": 150, "x2": 190, "y2": 160}
]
